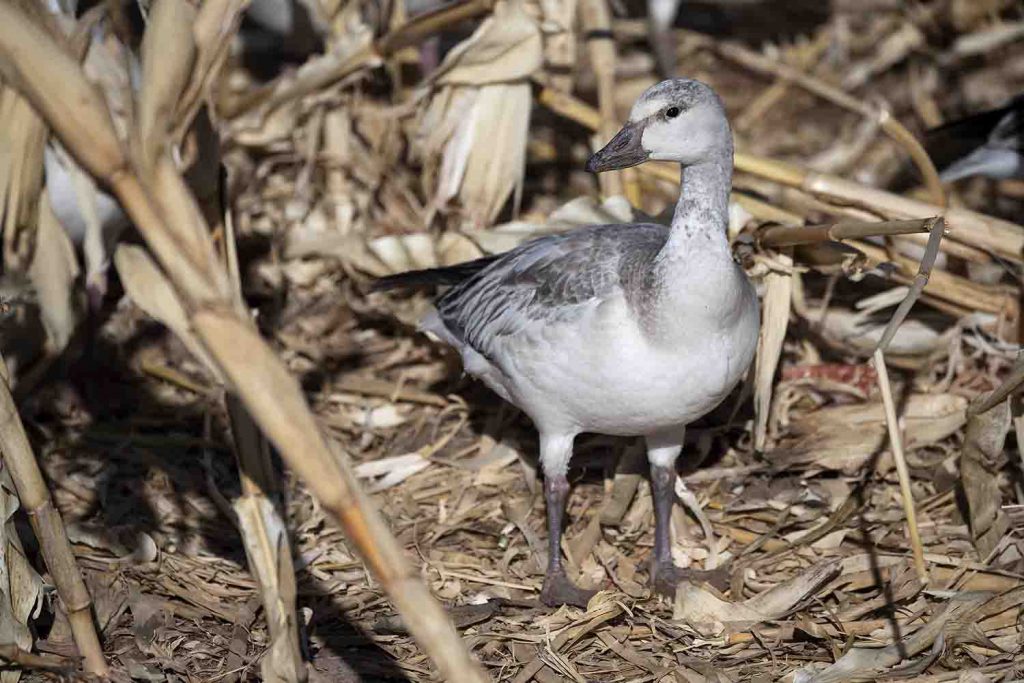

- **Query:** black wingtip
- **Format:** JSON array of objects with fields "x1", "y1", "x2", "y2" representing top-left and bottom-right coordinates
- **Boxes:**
[
  {"x1": 369, "y1": 271, "x2": 431, "y2": 292},
  {"x1": 369, "y1": 255, "x2": 501, "y2": 293}
]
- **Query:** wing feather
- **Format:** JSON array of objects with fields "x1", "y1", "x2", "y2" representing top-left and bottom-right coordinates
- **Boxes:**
[{"x1": 435, "y1": 223, "x2": 668, "y2": 360}]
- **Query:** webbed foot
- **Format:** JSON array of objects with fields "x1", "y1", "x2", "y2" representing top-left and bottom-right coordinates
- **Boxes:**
[
  {"x1": 651, "y1": 562, "x2": 729, "y2": 598},
  {"x1": 540, "y1": 571, "x2": 597, "y2": 608}
]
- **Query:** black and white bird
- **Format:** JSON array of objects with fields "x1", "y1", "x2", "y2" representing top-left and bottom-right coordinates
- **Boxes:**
[
  {"x1": 375, "y1": 79, "x2": 760, "y2": 606},
  {"x1": 925, "y1": 95, "x2": 1024, "y2": 182}
]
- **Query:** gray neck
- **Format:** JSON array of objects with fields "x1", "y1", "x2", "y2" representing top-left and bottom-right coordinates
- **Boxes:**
[
  {"x1": 658, "y1": 148, "x2": 733, "y2": 261},
  {"x1": 633, "y1": 146, "x2": 735, "y2": 337}
]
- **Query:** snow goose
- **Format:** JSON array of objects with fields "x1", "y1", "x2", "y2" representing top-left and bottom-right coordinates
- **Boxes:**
[
  {"x1": 925, "y1": 94, "x2": 1024, "y2": 182},
  {"x1": 648, "y1": 0, "x2": 683, "y2": 77},
  {"x1": 375, "y1": 78, "x2": 760, "y2": 606}
]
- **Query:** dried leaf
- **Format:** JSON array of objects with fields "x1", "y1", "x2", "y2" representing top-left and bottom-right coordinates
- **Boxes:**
[
  {"x1": 0, "y1": 86, "x2": 46, "y2": 272},
  {"x1": 673, "y1": 562, "x2": 839, "y2": 636},
  {"x1": 137, "y1": 0, "x2": 197, "y2": 170},
  {"x1": 129, "y1": 590, "x2": 172, "y2": 656},
  {"x1": 0, "y1": 464, "x2": 44, "y2": 683},
  {"x1": 113, "y1": 244, "x2": 222, "y2": 381},
  {"x1": 27, "y1": 191, "x2": 80, "y2": 352},
  {"x1": 777, "y1": 393, "x2": 967, "y2": 471},
  {"x1": 354, "y1": 453, "x2": 431, "y2": 492},
  {"x1": 753, "y1": 253, "x2": 792, "y2": 450},
  {"x1": 961, "y1": 399, "x2": 1011, "y2": 558},
  {"x1": 794, "y1": 592, "x2": 990, "y2": 683},
  {"x1": 429, "y1": 0, "x2": 543, "y2": 86}
]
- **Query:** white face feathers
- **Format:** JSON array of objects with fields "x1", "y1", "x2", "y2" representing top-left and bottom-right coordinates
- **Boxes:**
[
  {"x1": 587, "y1": 78, "x2": 731, "y2": 173},
  {"x1": 633, "y1": 80, "x2": 730, "y2": 166},
  {"x1": 641, "y1": 98, "x2": 730, "y2": 165}
]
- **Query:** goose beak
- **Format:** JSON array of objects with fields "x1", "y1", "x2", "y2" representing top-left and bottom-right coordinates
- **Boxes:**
[{"x1": 586, "y1": 121, "x2": 648, "y2": 172}]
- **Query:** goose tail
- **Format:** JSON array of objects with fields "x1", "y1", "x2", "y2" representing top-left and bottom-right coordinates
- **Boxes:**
[{"x1": 370, "y1": 255, "x2": 499, "y2": 292}]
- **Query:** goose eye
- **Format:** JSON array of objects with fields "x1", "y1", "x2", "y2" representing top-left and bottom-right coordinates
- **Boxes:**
[{"x1": 665, "y1": 106, "x2": 681, "y2": 118}]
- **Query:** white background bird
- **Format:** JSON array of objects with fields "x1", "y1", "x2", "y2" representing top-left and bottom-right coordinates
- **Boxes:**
[{"x1": 648, "y1": 0, "x2": 683, "y2": 76}]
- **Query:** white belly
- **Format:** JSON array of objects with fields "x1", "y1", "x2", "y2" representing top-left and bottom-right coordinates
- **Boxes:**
[{"x1": 464, "y1": 288, "x2": 759, "y2": 437}]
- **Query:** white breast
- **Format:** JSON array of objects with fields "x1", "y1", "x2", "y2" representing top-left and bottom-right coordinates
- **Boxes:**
[{"x1": 442, "y1": 269, "x2": 759, "y2": 438}]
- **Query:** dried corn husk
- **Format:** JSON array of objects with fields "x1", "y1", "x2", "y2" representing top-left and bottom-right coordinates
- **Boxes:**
[
  {"x1": 234, "y1": 496, "x2": 303, "y2": 683},
  {"x1": 417, "y1": 0, "x2": 542, "y2": 228},
  {"x1": 776, "y1": 393, "x2": 967, "y2": 471},
  {"x1": 27, "y1": 191, "x2": 81, "y2": 353},
  {"x1": 285, "y1": 194, "x2": 634, "y2": 276},
  {"x1": 0, "y1": 86, "x2": 46, "y2": 273},
  {"x1": 0, "y1": 463, "x2": 44, "y2": 683},
  {"x1": 753, "y1": 252, "x2": 792, "y2": 450}
]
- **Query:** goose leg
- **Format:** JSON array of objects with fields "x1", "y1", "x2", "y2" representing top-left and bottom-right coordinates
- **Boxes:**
[
  {"x1": 539, "y1": 433, "x2": 595, "y2": 608},
  {"x1": 647, "y1": 431, "x2": 693, "y2": 597},
  {"x1": 647, "y1": 432, "x2": 729, "y2": 597},
  {"x1": 650, "y1": 457, "x2": 684, "y2": 596}
]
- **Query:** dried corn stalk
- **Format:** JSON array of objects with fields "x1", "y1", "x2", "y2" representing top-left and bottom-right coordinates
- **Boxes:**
[
  {"x1": 0, "y1": 355, "x2": 105, "y2": 675},
  {"x1": 0, "y1": 3, "x2": 488, "y2": 679},
  {"x1": 539, "y1": 0, "x2": 578, "y2": 92},
  {"x1": 580, "y1": 0, "x2": 627, "y2": 199},
  {"x1": 417, "y1": 0, "x2": 542, "y2": 228},
  {"x1": 142, "y1": 5, "x2": 306, "y2": 680}
]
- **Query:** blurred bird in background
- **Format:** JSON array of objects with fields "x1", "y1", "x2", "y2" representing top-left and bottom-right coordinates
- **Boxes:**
[
  {"x1": 648, "y1": 0, "x2": 682, "y2": 76},
  {"x1": 642, "y1": 0, "x2": 831, "y2": 78},
  {"x1": 925, "y1": 95, "x2": 1024, "y2": 182}
]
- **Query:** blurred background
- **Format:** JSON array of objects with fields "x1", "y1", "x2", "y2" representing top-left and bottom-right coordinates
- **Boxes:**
[{"x1": 0, "y1": 0, "x2": 1023, "y2": 681}]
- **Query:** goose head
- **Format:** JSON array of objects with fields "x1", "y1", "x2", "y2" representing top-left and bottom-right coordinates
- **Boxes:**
[{"x1": 586, "y1": 78, "x2": 731, "y2": 173}]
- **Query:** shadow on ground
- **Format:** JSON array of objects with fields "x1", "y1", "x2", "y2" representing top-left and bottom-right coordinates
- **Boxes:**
[{"x1": 14, "y1": 274, "x2": 409, "y2": 680}]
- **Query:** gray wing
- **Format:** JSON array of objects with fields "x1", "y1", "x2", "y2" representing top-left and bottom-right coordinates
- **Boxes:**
[{"x1": 436, "y1": 223, "x2": 668, "y2": 360}]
